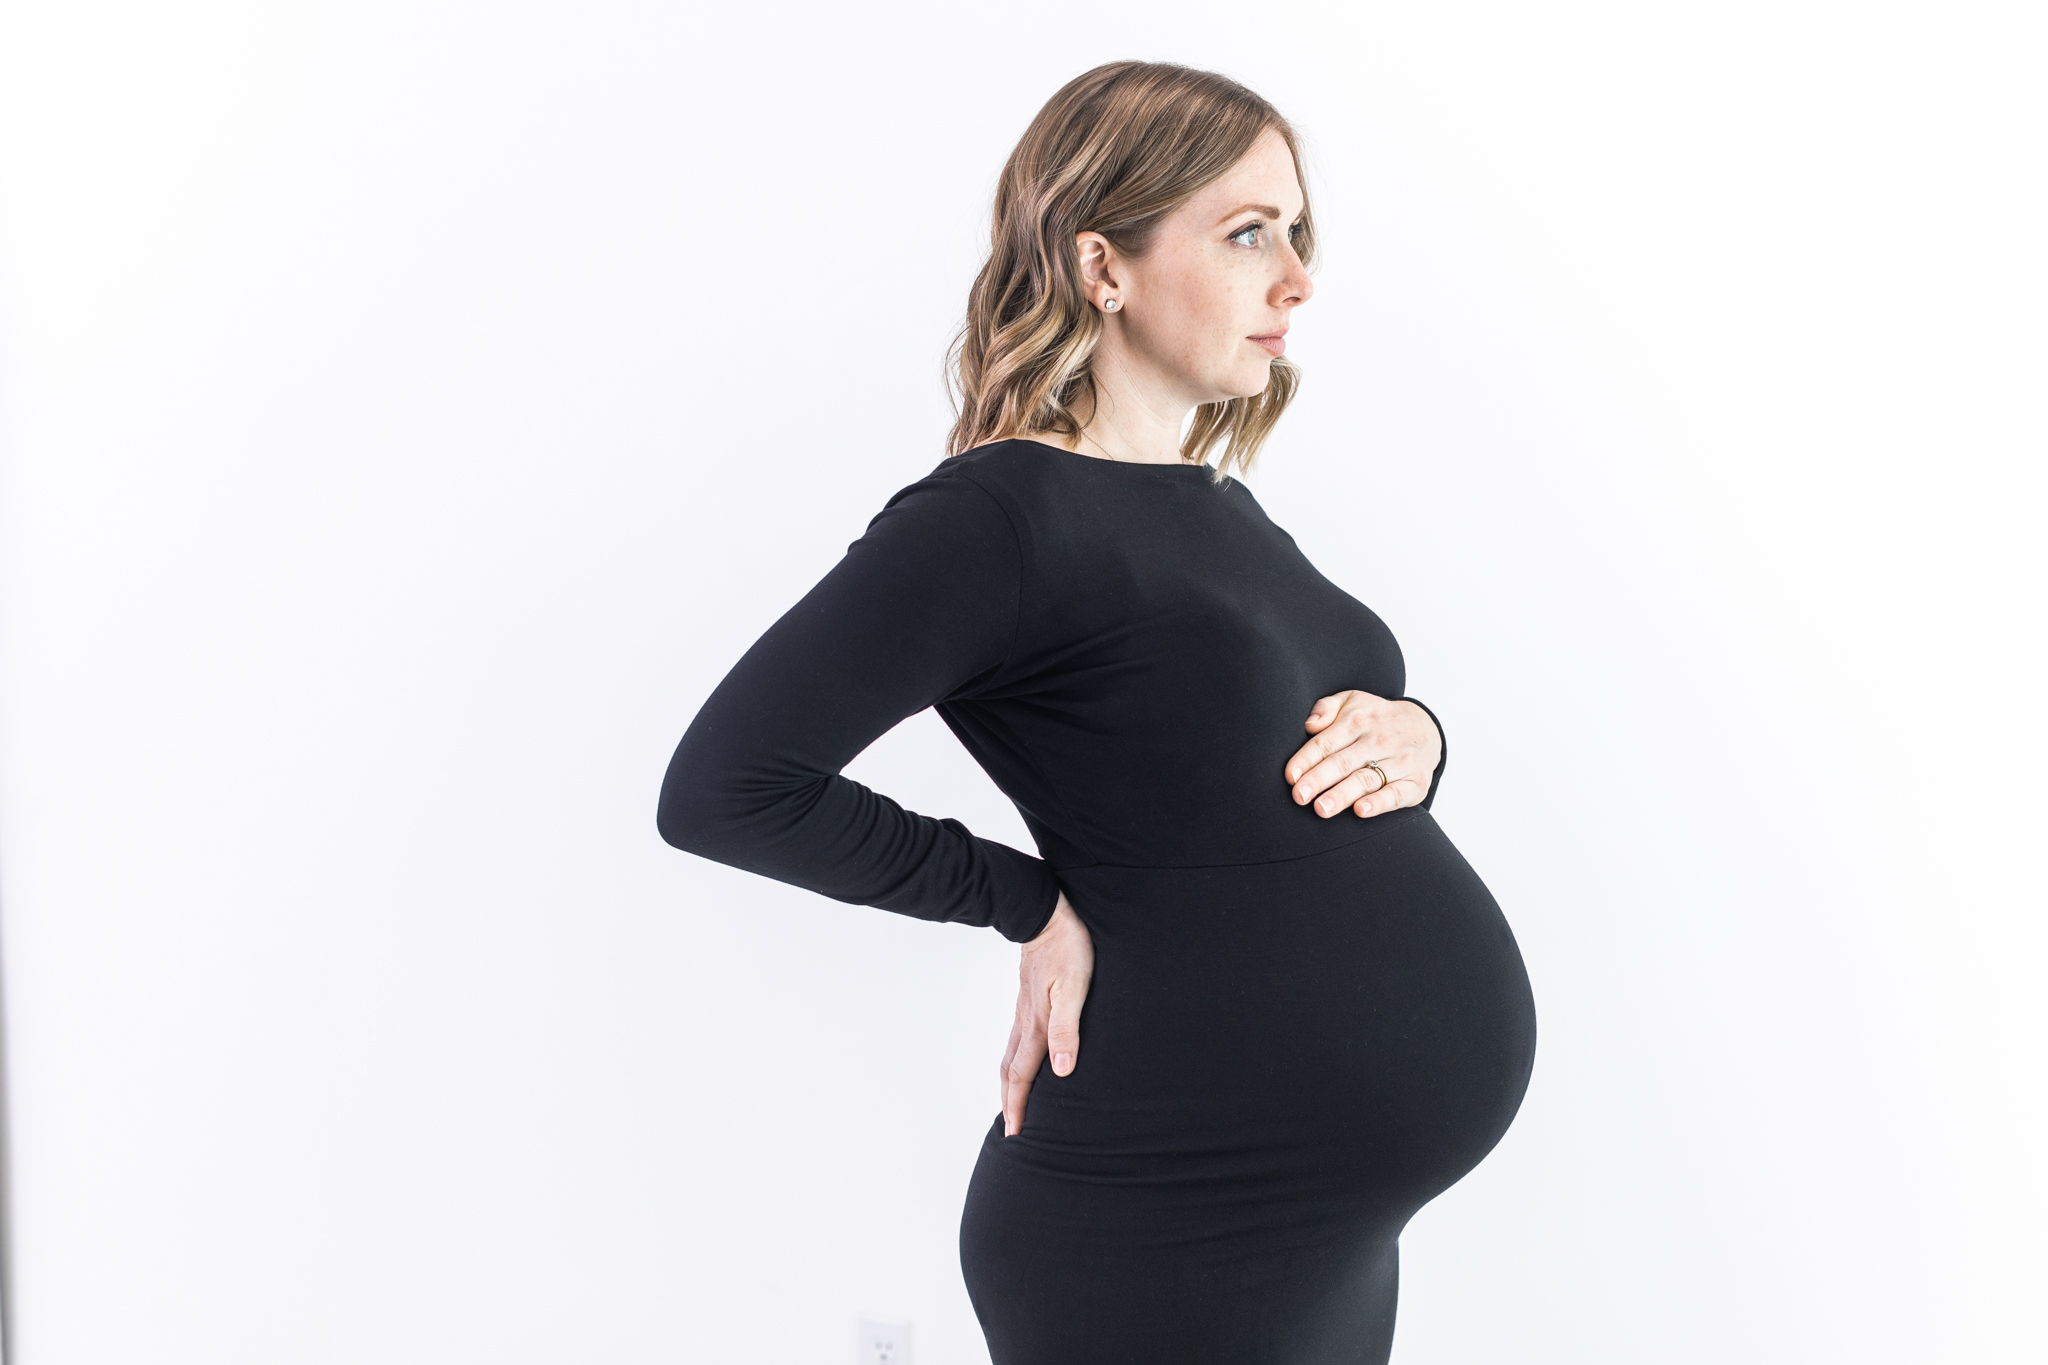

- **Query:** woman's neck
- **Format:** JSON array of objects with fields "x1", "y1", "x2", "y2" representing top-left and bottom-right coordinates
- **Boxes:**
[{"x1": 1023, "y1": 359, "x2": 1192, "y2": 465}]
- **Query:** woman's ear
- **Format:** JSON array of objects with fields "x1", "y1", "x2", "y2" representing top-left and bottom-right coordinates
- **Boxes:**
[{"x1": 1074, "y1": 231, "x2": 1122, "y2": 308}]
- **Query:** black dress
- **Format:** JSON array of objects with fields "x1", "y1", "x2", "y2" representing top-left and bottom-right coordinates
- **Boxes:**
[{"x1": 658, "y1": 439, "x2": 1537, "y2": 1364}]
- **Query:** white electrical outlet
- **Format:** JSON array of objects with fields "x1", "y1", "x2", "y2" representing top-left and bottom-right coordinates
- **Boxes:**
[{"x1": 856, "y1": 1317, "x2": 912, "y2": 1365}]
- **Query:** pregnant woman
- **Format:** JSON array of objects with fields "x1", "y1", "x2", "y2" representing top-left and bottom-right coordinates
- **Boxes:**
[{"x1": 659, "y1": 61, "x2": 1536, "y2": 1365}]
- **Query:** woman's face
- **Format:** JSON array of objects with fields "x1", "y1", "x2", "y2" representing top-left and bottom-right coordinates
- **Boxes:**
[{"x1": 1087, "y1": 128, "x2": 1315, "y2": 407}]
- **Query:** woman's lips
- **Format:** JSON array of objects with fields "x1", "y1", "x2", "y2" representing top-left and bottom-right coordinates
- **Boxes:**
[{"x1": 1250, "y1": 333, "x2": 1287, "y2": 357}]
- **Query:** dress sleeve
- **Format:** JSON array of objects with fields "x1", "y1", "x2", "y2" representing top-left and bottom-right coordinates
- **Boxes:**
[
  {"x1": 1396, "y1": 695, "x2": 1448, "y2": 812},
  {"x1": 657, "y1": 468, "x2": 1060, "y2": 944}
]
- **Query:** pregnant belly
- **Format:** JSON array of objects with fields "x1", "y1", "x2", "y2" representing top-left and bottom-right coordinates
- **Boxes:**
[{"x1": 1012, "y1": 808, "x2": 1537, "y2": 1222}]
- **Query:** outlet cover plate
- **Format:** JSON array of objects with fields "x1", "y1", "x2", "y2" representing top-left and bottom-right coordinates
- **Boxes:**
[{"x1": 856, "y1": 1317, "x2": 912, "y2": 1365}]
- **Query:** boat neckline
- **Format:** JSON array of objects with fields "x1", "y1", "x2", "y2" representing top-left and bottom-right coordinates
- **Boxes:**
[{"x1": 981, "y1": 437, "x2": 1217, "y2": 473}]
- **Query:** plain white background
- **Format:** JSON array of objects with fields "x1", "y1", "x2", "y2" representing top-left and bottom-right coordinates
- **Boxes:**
[{"x1": 1, "y1": 2, "x2": 2042, "y2": 1362}]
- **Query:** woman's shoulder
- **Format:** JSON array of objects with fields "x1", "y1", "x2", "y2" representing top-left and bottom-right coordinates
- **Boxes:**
[
  {"x1": 852, "y1": 439, "x2": 1098, "y2": 577},
  {"x1": 887, "y1": 438, "x2": 1075, "y2": 523},
  {"x1": 943, "y1": 435, "x2": 1080, "y2": 486},
  {"x1": 848, "y1": 446, "x2": 1037, "y2": 573},
  {"x1": 944, "y1": 435, "x2": 1226, "y2": 499},
  {"x1": 877, "y1": 441, "x2": 1039, "y2": 518}
]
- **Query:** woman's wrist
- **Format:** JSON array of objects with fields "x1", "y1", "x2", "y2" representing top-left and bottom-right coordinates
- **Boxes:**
[
  {"x1": 1393, "y1": 695, "x2": 1448, "y2": 809},
  {"x1": 1027, "y1": 892, "x2": 1075, "y2": 948}
]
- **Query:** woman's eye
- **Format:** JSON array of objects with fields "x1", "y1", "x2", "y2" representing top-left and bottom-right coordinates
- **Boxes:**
[
  {"x1": 1288, "y1": 222, "x2": 1305, "y2": 244},
  {"x1": 1229, "y1": 223, "x2": 1261, "y2": 247}
]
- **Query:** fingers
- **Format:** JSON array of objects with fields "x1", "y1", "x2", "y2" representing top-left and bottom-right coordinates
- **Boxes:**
[
  {"x1": 1291, "y1": 742, "x2": 1402, "y2": 812},
  {"x1": 1297, "y1": 759, "x2": 1381, "y2": 815},
  {"x1": 1288, "y1": 692, "x2": 1436, "y2": 817},
  {"x1": 1289, "y1": 692, "x2": 1358, "y2": 775},
  {"x1": 1295, "y1": 744, "x2": 1433, "y2": 818},
  {"x1": 1286, "y1": 732, "x2": 1334, "y2": 785},
  {"x1": 1046, "y1": 972, "x2": 1088, "y2": 1077},
  {"x1": 1000, "y1": 1009, "x2": 1046, "y2": 1137},
  {"x1": 1352, "y1": 775, "x2": 1419, "y2": 818},
  {"x1": 1286, "y1": 691, "x2": 1388, "y2": 787},
  {"x1": 1003, "y1": 896, "x2": 1095, "y2": 1138},
  {"x1": 999, "y1": 980, "x2": 1090, "y2": 1137}
]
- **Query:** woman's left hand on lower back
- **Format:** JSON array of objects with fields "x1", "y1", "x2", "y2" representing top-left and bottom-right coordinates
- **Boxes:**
[{"x1": 1284, "y1": 692, "x2": 1442, "y2": 819}]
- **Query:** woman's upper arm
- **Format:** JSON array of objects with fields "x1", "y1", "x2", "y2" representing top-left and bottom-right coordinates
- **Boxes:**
[{"x1": 657, "y1": 468, "x2": 1058, "y2": 942}]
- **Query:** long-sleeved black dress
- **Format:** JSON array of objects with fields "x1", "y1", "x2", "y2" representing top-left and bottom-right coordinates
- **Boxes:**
[{"x1": 658, "y1": 439, "x2": 1536, "y2": 1365}]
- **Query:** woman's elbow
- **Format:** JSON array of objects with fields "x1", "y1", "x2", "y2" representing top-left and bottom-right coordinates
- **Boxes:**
[
  {"x1": 655, "y1": 743, "x2": 727, "y2": 853},
  {"x1": 655, "y1": 789, "x2": 694, "y2": 851},
  {"x1": 655, "y1": 738, "x2": 813, "y2": 860},
  {"x1": 656, "y1": 772, "x2": 721, "y2": 853}
]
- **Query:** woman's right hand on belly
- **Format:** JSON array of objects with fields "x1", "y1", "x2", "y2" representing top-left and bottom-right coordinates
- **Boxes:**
[{"x1": 1001, "y1": 892, "x2": 1095, "y2": 1137}]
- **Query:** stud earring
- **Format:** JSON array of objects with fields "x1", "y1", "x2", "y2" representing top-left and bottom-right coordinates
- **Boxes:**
[{"x1": 1103, "y1": 297, "x2": 1121, "y2": 312}]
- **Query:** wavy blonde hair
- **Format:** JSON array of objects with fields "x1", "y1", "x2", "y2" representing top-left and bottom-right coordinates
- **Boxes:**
[{"x1": 946, "y1": 61, "x2": 1315, "y2": 482}]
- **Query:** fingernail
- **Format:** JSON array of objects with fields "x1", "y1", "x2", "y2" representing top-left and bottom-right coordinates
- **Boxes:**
[{"x1": 1054, "y1": 1052, "x2": 1072, "y2": 1073}]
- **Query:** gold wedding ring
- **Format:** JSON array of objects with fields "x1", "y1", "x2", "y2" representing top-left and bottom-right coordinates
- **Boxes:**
[{"x1": 1362, "y1": 761, "x2": 1391, "y2": 792}]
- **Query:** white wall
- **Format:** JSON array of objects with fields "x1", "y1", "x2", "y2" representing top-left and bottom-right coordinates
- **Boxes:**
[{"x1": 1, "y1": 2, "x2": 2041, "y2": 1362}]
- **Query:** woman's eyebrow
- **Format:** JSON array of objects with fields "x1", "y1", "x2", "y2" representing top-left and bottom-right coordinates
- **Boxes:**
[{"x1": 1215, "y1": 202, "x2": 1283, "y2": 225}]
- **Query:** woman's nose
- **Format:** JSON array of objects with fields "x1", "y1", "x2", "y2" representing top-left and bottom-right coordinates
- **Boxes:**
[{"x1": 1275, "y1": 246, "x2": 1314, "y2": 307}]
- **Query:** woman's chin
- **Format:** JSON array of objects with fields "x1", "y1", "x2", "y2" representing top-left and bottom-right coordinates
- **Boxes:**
[
  {"x1": 1191, "y1": 359, "x2": 1279, "y2": 408},
  {"x1": 1222, "y1": 364, "x2": 1276, "y2": 401}
]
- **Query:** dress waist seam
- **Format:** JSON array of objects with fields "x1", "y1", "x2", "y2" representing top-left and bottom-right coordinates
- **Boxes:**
[{"x1": 1047, "y1": 807, "x2": 1425, "y2": 876}]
